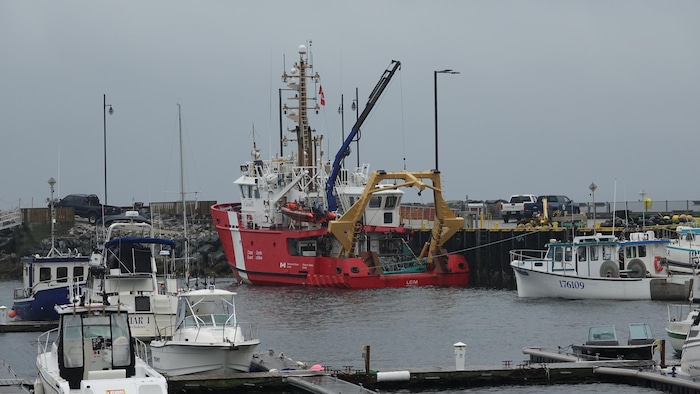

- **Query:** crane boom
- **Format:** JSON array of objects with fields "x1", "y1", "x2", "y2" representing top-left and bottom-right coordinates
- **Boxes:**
[{"x1": 325, "y1": 60, "x2": 401, "y2": 212}]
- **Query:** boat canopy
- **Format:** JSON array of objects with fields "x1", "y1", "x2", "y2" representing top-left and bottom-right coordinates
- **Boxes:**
[{"x1": 105, "y1": 237, "x2": 176, "y2": 248}]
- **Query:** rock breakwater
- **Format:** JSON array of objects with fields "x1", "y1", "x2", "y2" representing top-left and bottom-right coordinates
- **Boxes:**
[{"x1": 0, "y1": 214, "x2": 232, "y2": 279}]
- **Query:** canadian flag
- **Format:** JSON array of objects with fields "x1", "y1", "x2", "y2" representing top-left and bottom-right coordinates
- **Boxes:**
[{"x1": 319, "y1": 85, "x2": 326, "y2": 106}]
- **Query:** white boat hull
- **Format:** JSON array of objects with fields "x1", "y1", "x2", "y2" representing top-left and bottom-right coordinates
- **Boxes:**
[
  {"x1": 666, "y1": 321, "x2": 691, "y2": 353},
  {"x1": 37, "y1": 348, "x2": 167, "y2": 394},
  {"x1": 512, "y1": 264, "x2": 693, "y2": 300},
  {"x1": 150, "y1": 340, "x2": 260, "y2": 376}
]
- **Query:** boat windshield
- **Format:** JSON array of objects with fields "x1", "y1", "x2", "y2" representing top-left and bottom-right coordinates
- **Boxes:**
[
  {"x1": 588, "y1": 325, "x2": 617, "y2": 342},
  {"x1": 629, "y1": 323, "x2": 653, "y2": 341}
]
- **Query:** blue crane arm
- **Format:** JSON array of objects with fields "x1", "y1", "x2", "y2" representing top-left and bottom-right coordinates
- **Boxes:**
[{"x1": 325, "y1": 60, "x2": 401, "y2": 212}]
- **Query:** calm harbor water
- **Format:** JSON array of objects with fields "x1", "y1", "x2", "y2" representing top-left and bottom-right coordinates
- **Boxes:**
[{"x1": 0, "y1": 279, "x2": 666, "y2": 393}]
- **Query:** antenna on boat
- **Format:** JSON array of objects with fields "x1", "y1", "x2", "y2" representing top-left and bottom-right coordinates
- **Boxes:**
[
  {"x1": 612, "y1": 179, "x2": 617, "y2": 237},
  {"x1": 250, "y1": 123, "x2": 260, "y2": 161},
  {"x1": 46, "y1": 177, "x2": 61, "y2": 257}
]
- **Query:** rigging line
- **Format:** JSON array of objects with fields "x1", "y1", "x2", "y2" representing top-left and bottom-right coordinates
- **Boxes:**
[
  {"x1": 399, "y1": 69, "x2": 406, "y2": 170},
  {"x1": 182, "y1": 114, "x2": 204, "y2": 197},
  {"x1": 315, "y1": 79, "x2": 331, "y2": 163},
  {"x1": 432, "y1": 228, "x2": 553, "y2": 258}
]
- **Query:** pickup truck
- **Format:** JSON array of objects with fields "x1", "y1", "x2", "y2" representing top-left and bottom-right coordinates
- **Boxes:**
[
  {"x1": 53, "y1": 193, "x2": 122, "y2": 224},
  {"x1": 500, "y1": 194, "x2": 537, "y2": 223},
  {"x1": 523, "y1": 195, "x2": 580, "y2": 219}
]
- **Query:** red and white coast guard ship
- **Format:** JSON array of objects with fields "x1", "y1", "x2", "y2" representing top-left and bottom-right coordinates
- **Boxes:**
[{"x1": 210, "y1": 44, "x2": 469, "y2": 288}]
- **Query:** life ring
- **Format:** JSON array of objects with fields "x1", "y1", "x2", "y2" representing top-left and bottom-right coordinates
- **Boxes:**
[{"x1": 653, "y1": 256, "x2": 663, "y2": 272}]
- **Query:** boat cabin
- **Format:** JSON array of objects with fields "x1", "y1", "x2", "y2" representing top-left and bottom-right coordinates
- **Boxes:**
[
  {"x1": 16, "y1": 255, "x2": 88, "y2": 299},
  {"x1": 55, "y1": 304, "x2": 135, "y2": 389},
  {"x1": 541, "y1": 232, "x2": 665, "y2": 279},
  {"x1": 544, "y1": 234, "x2": 618, "y2": 277}
]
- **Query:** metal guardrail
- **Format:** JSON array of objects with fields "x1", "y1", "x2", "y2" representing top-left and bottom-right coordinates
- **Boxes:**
[{"x1": 0, "y1": 209, "x2": 22, "y2": 231}]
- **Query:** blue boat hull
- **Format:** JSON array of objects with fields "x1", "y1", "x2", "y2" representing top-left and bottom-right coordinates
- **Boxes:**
[{"x1": 12, "y1": 285, "x2": 79, "y2": 321}]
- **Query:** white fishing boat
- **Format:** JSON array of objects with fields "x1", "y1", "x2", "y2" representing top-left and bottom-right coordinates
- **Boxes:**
[
  {"x1": 677, "y1": 311, "x2": 700, "y2": 377},
  {"x1": 510, "y1": 232, "x2": 694, "y2": 300},
  {"x1": 666, "y1": 303, "x2": 699, "y2": 354},
  {"x1": 665, "y1": 226, "x2": 700, "y2": 274},
  {"x1": 84, "y1": 212, "x2": 179, "y2": 340},
  {"x1": 35, "y1": 303, "x2": 167, "y2": 394},
  {"x1": 149, "y1": 286, "x2": 260, "y2": 376}
]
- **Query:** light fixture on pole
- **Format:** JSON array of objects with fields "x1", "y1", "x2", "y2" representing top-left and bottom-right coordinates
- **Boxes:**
[
  {"x1": 434, "y1": 69, "x2": 460, "y2": 171},
  {"x1": 278, "y1": 88, "x2": 296, "y2": 157},
  {"x1": 588, "y1": 182, "x2": 597, "y2": 225},
  {"x1": 48, "y1": 177, "x2": 58, "y2": 257},
  {"x1": 103, "y1": 94, "x2": 114, "y2": 205}
]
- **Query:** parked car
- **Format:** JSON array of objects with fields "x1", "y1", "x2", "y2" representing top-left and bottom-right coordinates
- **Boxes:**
[
  {"x1": 53, "y1": 194, "x2": 121, "y2": 224},
  {"x1": 523, "y1": 195, "x2": 580, "y2": 219},
  {"x1": 500, "y1": 194, "x2": 537, "y2": 223}
]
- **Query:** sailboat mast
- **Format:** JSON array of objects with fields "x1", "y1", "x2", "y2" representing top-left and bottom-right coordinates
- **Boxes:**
[{"x1": 178, "y1": 103, "x2": 190, "y2": 285}]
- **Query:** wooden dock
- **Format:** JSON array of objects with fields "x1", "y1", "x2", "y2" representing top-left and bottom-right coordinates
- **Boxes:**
[
  {"x1": 168, "y1": 360, "x2": 661, "y2": 393},
  {"x1": 167, "y1": 345, "x2": 700, "y2": 394},
  {"x1": 0, "y1": 320, "x2": 56, "y2": 333}
]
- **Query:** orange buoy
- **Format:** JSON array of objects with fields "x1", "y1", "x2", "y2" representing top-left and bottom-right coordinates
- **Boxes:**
[{"x1": 8, "y1": 309, "x2": 17, "y2": 319}]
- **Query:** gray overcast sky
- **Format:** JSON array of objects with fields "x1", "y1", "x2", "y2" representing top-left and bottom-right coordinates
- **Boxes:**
[{"x1": 2, "y1": 1, "x2": 699, "y2": 211}]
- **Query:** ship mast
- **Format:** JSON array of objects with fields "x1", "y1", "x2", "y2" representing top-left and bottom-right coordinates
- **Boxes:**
[
  {"x1": 178, "y1": 103, "x2": 190, "y2": 286},
  {"x1": 282, "y1": 44, "x2": 321, "y2": 169}
]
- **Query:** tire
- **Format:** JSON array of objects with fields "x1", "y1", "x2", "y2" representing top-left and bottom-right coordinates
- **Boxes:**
[
  {"x1": 599, "y1": 260, "x2": 619, "y2": 278},
  {"x1": 88, "y1": 212, "x2": 98, "y2": 224},
  {"x1": 626, "y1": 258, "x2": 647, "y2": 279},
  {"x1": 503, "y1": 214, "x2": 510, "y2": 223}
]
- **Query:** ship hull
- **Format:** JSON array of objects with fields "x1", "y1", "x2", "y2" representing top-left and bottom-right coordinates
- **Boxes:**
[{"x1": 212, "y1": 203, "x2": 469, "y2": 289}]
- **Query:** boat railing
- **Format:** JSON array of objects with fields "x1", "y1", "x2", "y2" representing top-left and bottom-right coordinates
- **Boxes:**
[
  {"x1": 133, "y1": 337, "x2": 150, "y2": 362},
  {"x1": 37, "y1": 328, "x2": 59, "y2": 355},
  {"x1": 239, "y1": 322, "x2": 259, "y2": 341},
  {"x1": 15, "y1": 271, "x2": 88, "y2": 301},
  {"x1": 12, "y1": 287, "x2": 29, "y2": 300},
  {"x1": 13, "y1": 278, "x2": 69, "y2": 300},
  {"x1": 668, "y1": 303, "x2": 694, "y2": 322},
  {"x1": 510, "y1": 249, "x2": 548, "y2": 262},
  {"x1": 156, "y1": 324, "x2": 176, "y2": 340}
]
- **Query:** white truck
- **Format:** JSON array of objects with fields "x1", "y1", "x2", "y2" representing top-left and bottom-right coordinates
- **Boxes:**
[{"x1": 500, "y1": 194, "x2": 537, "y2": 223}]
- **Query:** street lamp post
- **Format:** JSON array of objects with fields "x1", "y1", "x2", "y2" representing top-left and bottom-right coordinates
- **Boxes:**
[
  {"x1": 434, "y1": 69, "x2": 460, "y2": 171},
  {"x1": 103, "y1": 94, "x2": 114, "y2": 204},
  {"x1": 589, "y1": 182, "x2": 597, "y2": 225},
  {"x1": 639, "y1": 189, "x2": 647, "y2": 228}
]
